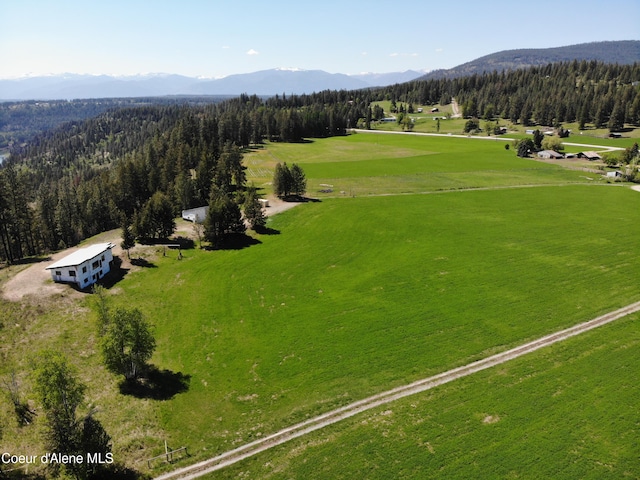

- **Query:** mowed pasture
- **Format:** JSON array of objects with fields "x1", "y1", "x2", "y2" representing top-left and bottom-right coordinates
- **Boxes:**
[
  {"x1": 211, "y1": 312, "x2": 640, "y2": 479},
  {"x1": 2, "y1": 134, "x2": 639, "y2": 477},
  {"x1": 115, "y1": 187, "x2": 639, "y2": 469},
  {"x1": 246, "y1": 132, "x2": 599, "y2": 197}
]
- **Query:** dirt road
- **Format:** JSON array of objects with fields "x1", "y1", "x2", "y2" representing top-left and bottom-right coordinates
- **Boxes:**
[
  {"x1": 154, "y1": 301, "x2": 640, "y2": 479},
  {"x1": 450, "y1": 97, "x2": 462, "y2": 118}
]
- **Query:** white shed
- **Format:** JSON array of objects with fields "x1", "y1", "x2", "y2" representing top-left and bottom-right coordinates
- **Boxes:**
[
  {"x1": 182, "y1": 206, "x2": 209, "y2": 223},
  {"x1": 46, "y1": 243, "x2": 115, "y2": 288}
]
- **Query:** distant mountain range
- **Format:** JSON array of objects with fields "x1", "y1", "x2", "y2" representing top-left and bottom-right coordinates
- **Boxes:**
[
  {"x1": 1, "y1": 41, "x2": 638, "y2": 100},
  {"x1": 418, "y1": 40, "x2": 640, "y2": 80},
  {"x1": 0, "y1": 69, "x2": 424, "y2": 100}
]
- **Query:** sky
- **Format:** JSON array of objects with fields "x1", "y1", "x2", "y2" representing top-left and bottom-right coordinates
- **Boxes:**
[{"x1": 1, "y1": 0, "x2": 638, "y2": 79}]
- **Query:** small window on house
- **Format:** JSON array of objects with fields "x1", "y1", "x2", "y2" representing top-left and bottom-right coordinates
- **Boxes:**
[
  {"x1": 69, "y1": 270, "x2": 76, "y2": 277},
  {"x1": 82, "y1": 266, "x2": 87, "y2": 273},
  {"x1": 92, "y1": 260, "x2": 99, "y2": 269},
  {"x1": 55, "y1": 270, "x2": 61, "y2": 276},
  {"x1": 101, "y1": 255, "x2": 105, "y2": 261}
]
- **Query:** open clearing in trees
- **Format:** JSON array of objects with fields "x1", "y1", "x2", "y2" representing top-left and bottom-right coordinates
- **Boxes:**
[{"x1": 1, "y1": 133, "x2": 638, "y2": 478}]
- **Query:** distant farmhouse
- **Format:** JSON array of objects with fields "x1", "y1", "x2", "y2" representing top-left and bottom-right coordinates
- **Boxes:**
[
  {"x1": 537, "y1": 150, "x2": 564, "y2": 159},
  {"x1": 578, "y1": 151, "x2": 602, "y2": 161},
  {"x1": 46, "y1": 243, "x2": 114, "y2": 288}
]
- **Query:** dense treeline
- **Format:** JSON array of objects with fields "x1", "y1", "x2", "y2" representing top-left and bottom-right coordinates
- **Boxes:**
[{"x1": 0, "y1": 60, "x2": 638, "y2": 264}]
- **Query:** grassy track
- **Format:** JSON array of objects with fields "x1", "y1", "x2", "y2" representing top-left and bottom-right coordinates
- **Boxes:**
[
  {"x1": 153, "y1": 302, "x2": 640, "y2": 479},
  {"x1": 208, "y1": 312, "x2": 640, "y2": 479}
]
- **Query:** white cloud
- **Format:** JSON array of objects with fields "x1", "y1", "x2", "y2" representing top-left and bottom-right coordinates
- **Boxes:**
[
  {"x1": 390, "y1": 52, "x2": 418, "y2": 57},
  {"x1": 435, "y1": 48, "x2": 444, "y2": 53},
  {"x1": 222, "y1": 45, "x2": 230, "y2": 49},
  {"x1": 246, "y1": 49, "x2": 259, "y2": 56}
]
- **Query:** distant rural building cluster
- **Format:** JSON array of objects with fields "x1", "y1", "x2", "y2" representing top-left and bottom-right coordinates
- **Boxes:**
[{"x1": 536, "y1": 151, "x2": 603, "y2": 161}]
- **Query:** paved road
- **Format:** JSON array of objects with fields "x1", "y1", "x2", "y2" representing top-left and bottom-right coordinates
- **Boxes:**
[{"x1": 154, "y1": 301, "x2": 640, "y2": 479}]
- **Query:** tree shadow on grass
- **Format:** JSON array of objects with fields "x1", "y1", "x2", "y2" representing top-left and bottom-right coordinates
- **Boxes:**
[
  {"x1": 254, "y1": 226, "x2": 280, "y2": 235},
  {"x1": 119, "y1": 366, "x2": 191, "y2": 400},
  {"x1": 204, "y1": 233, "x2": 262, "y2": 251},
  {"x1": 130, "y1": 258, "x2": 157, "y2": 268},
  {"x1": 280, "y1": 195, "x2": 322, "y2": 203}
]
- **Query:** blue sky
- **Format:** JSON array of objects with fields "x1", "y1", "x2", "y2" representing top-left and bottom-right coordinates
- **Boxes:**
[{"x1": 1, "y1": 0, "x2": 638, "y2": 78}]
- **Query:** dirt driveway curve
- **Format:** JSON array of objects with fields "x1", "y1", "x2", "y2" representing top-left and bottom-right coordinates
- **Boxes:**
[{"x1": 1, "y1": 197, "x2": 300, "y2": 302}]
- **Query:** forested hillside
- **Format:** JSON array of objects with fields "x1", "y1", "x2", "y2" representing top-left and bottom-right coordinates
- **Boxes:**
[
  {"x1": 385, "y1": 61, "x2": 640, "y2": 128},
  {"x1": 1, "y1": 60, "x2": 638, "y2": 264},
  {"x1": 419, "y1": 40, "x2": 640, "y2": 80},
  {"x1": 0, "y1": 96, "x2": 231, "y2": 150}
]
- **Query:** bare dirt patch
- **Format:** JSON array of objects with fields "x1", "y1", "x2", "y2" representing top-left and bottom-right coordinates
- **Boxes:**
[
  {"x1": 1, "y1": 232, "x2": 123, "y2": 302},
  {"x1": 483, "y1": 415, "x2": 500, "y2": 424},
  {"x1": 262, "y1": 196, "x2": 303, "y2": 216}
]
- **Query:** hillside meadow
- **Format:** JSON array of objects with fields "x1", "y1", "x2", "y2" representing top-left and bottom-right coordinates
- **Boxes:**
[
  {"x1": 246, "y1": 131, "x2": 598, "y2": 196},
  {"x1": 1, "y1": 133, "x2": 639, "y2": 477}
]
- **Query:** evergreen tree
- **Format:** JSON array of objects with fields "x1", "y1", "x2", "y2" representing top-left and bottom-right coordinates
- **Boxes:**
[
  {"x1": 532, "y1": 130, "x2": 544, "y2": 150},
  {"x1": 120, "y1": 216, "x2": 136, "y2": 260},
  {"x1": 243, "y1": 187, "x2": 267, "y2": 231},
  {"x1": 290, "y1": 163, "x2": 307, "y2": 197},
  {"x1": 135, "y1": 192, "x2": 175, "y2": 239},
  {"x1": 608, "y1": 101, "x2": 626, "y2": 132},
  {"x1": 273, "y1": 162, "x2": 293, "y2": 198},
  {"x1": 204, "y1": 186, "x2": 245, "y2": 246}
]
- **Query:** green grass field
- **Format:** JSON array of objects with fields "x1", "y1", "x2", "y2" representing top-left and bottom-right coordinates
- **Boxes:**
[
  {"x1": 247, "y1": 133, "x2": 599, "y2": 197},
  {"x1": 100, "y1": 184, "x2": 640, "y2": 473},
  {"x1": 210, "y1": 312, "x2": 640, "y2": 479},
  {"x1": 1, "y1": 133, "x2": 639, "y2": 478}
]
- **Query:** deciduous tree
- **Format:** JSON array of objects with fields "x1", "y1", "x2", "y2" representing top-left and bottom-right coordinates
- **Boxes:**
[
  {"x1": 101, "y1": 308, "x2": 156, "y2": 381},
  {"x1": 33, "y1": 350, "x2": 112, "y2": 479}
]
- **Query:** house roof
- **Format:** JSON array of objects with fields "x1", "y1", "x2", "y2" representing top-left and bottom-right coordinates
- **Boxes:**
[
  {"x1": 538, "y1": 150, "x2": 563, "y2": 158},
  {"x1": 46, "y1": 243, "x2": 114, "y2": 270},
  {"x1": 580, "y1": 151, "x2": 602, "y2": 159}
]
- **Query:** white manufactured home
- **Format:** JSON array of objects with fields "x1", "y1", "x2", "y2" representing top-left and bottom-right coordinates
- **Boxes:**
[{"x1": 46, "y1": 243, "x2": 115, "y2": 288}]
